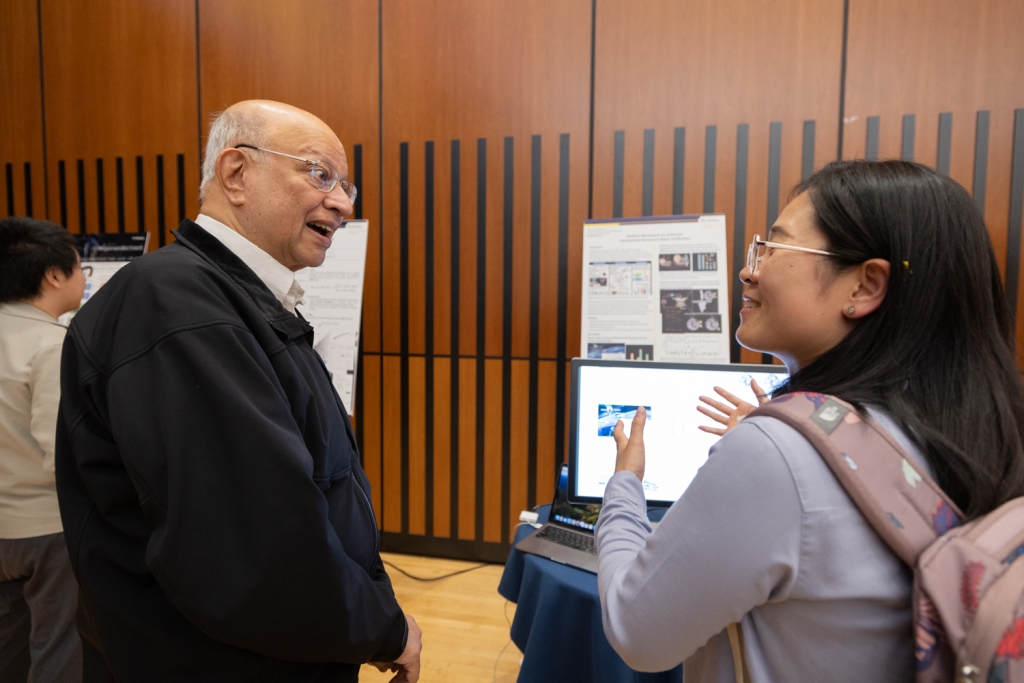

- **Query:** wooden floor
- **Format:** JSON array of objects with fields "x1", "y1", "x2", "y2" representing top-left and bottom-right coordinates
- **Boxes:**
[{"x1": 359, "y1": 552, "x2": 523, "y2": 683}]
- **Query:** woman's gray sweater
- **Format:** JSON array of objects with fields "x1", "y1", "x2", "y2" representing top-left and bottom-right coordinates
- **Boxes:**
[{"x1": 595, "y1": 409, "x2": 929, "y2": 682}]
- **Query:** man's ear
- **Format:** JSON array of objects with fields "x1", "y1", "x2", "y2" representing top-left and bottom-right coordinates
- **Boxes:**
[
  {"x1": 40, "y1": 267, "x2": 67, "y2": 293},
  {"x1": 216, "y1": 148, "x2": 249, "y2": 207},
  {"x1": 846, "y1": 258, "x2": 890, "y2": 318}
]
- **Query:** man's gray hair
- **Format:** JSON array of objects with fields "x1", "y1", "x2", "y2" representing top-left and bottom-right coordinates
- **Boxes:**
[{"x1": 199, "y1": 108, "x2": 269, "y2": 203}]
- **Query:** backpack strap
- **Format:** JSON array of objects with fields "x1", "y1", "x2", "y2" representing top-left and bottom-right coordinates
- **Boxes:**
[{"x1": 750, "y1": 392, "x2": 964, "y2": 566}]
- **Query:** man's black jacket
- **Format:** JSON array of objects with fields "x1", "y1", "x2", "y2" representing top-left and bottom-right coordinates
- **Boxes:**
[{"x1": 55, "y1": 220, "x2": 406, "y2": 681}]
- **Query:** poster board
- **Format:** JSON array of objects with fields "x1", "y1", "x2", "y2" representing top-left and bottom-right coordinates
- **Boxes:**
[
  {"x1": 581, "y1": 214, "x2": 730, "y2": 363},
  {"x1": 294, "y1": 219, "x2": 369, "y2": 413},
  {"x1": 59, "y1": 233, "x2": 150, "y2": 326}
]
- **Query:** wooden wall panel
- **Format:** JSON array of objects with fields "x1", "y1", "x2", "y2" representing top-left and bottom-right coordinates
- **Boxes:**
[
  {"x1": 0, "y1": 0, "x2": 45, "y2": 219},
  {"x1": 39, "y1": 0, "x2": 198, "y2": 245},
  {"x1": 431, "y1": 357, "x2": 452, "y2": 538},
  {"x1": 198, "y1": 0, "x2": 382, "y2": 353},
  {"x1": 842, "y1": 0, "x2": 1024, "y2": 365},
  {"x1": 593, "y1": 0, "x2": 844, "y2": 365},
  {"x1": 361, "y1": 354, "x2": 383, "y2": 520},
  {"x1": 382, "y1": 356, "x2": 403, "y2": 533},
  {"x1": 457, "y1": 358, "x2": 477, "y2": 542},
  {"x1": 377, "y1": 0, "x2": 591, "y2": 558}
]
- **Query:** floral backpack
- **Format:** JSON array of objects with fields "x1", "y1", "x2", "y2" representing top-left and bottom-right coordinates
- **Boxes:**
[{"x1": 749, "y1": 392, "x2": 1024, "y2": 683}]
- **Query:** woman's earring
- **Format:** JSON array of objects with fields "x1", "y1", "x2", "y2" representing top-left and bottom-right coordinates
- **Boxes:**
[{"x1": 847, "y1": 306, "x2": 856, "y2": 315}]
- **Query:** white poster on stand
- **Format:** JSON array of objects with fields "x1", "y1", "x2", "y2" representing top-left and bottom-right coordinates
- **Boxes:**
[
  {"x1": 294, "y1": 220, "x2": 369, "y2": 414},
  {"x1": 59, "y1": 233, "x2": 150, "y2": 326},
  {"x1": 581, "y1": 214, "x2": 730, "y2": 363}
]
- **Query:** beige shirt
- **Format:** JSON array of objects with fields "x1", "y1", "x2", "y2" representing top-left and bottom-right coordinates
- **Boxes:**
[
  {"x1": 0, "y1": 302, "x2": 68, "y2": 538},
  {"x1": 194, "y1": 214, "x2": 306, "y2": 313}
]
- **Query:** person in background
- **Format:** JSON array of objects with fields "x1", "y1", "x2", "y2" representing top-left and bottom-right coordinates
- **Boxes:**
[
  {"x1": 56, "y1": 100, "x2": 420, "y2": 683},
  {"x1": 0, "y1": 216, "x2": 86, "y2": 683},
  {"x1": 596, "y1": 160, "x2": 1024, "y2": 682}
]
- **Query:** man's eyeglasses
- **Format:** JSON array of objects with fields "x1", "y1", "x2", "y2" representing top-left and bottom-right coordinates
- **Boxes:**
[
  {"x1": 234, "y1": 144, "x2": 358, "y2": 203},
  {"x1": 746, "y1": 234, "x2": 837, "y2": 275}
]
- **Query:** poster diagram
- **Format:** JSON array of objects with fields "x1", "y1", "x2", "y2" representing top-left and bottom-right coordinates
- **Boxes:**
[{"x1": 580, "y1": 215, "x2": 730, "y2": 363}]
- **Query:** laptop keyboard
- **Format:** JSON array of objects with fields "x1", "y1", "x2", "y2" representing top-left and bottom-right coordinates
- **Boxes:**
[{"x1": 537, "y1": 525, "x2": 597, "y2": 555}]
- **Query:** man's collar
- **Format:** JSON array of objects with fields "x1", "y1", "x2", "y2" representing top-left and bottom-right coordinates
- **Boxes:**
[
  {"x1": 0, "y1": 301, "x2": 65, "y2": 327},
  {"x1": 171, "y1": 220, "x2": 311, "y2": 342},
  {"x1": 193, "y1": 214, "x2": 305, "y2": 313}
]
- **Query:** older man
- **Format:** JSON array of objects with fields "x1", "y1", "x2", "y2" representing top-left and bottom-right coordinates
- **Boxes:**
[{"x1": 56, "y1": 101, "x2": 420, "y2": 682}]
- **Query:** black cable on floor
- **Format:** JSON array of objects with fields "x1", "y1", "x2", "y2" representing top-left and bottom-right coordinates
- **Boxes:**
[{"x1": 383, "y1": 559, "x2": 491, "y2": 582}]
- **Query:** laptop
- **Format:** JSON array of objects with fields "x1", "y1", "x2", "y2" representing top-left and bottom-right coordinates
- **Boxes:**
[
  {"x1": 515, "y1": 463, "x2": 602, "y2": 573},
  {"x1": 517, "y1": 359, "x2": 788, "y2": 573},
  {"x1": 567, "y1": 358, "x2": 788, "y2": 508}
]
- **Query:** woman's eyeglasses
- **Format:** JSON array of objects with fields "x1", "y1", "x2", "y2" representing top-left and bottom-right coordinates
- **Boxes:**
[{"x1": 746, "y1": 234, "x2": 837, "y2": 275}]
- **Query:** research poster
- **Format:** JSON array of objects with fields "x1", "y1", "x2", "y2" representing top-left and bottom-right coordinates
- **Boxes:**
[
  {"x1": 580, "y1": 215, "x2": 730, "y2": 363},
  {"x1": 294, "y1": 219, "x2": 369, "y2": 413},
  {"x1": 59, "y1": 233, "x2": 150, "y2": 326}
]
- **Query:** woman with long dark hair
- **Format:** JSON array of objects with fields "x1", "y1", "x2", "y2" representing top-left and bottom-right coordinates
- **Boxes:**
[{"x1": 595, "y1": 160, "x2": 1024, "y2": 682}]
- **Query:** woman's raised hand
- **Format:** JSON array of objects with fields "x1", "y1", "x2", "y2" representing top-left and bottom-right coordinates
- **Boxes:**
[
  {"x1": 612, "y1": 406, "x2": 647, "y2": 483},
  {"x1": 696, "y1": 379, "x2": 770, "y2": 436}
]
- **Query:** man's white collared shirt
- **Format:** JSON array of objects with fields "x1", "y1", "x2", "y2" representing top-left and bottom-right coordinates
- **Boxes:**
[{"x1": 194, "y1": 214, "x2": 306, "y2": 314}]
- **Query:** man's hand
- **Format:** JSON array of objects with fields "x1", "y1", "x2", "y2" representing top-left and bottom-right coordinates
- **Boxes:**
[
  {"x1": 371, "y1": 615, "x2": 422, "y2": 683},
  {"x1": 696, "y1": 379, "x2": 770, "y2": 436},
  {"x1": 612, "y1": 406, "x2": 647, "y2": 483}
]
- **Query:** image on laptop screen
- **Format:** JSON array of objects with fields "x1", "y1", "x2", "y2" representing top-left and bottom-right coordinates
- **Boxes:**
[{"x1": 568, "y1": 359, "x2": 788, "y2": 507}]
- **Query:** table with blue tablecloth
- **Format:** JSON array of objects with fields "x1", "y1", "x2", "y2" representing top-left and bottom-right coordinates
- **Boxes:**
[{"x1": 498, "y1": 505, "x2": 683, "y2": 683}]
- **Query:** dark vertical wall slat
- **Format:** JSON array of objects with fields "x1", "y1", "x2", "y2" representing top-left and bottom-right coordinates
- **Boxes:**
[
  {"x1": 22, "y1": 163, "x2": 33, "y2": 217},
  {"x1": 58, "y1": 160, "x2": 67, "y2": 227},
  {"x1": 555, "y1": 134, "x2": 570, "y2": 470},
  {"x1": 973, "y1": 111, "x2": 990, "y2": 215},
  {"x1": 901, "y1": 114, "x2": 916, "y2": 161},
  {"x1": 731, "y1": 124, "x2": 749, "y2": 364},
  {"x1": 156, "y1": 155, "x2": 166, "y2": 246},
  {"x1": 115, "y1": 156, "x2": 125, "y2": 233},
  {"x1": 1008, "y1": 109, "x2": 1024, "y2": 320},
  {"x1": 802, "y1": 120, "x2": 816, "y2": 180},
  {"x1": 866, "y1": 116, "x2": 880, "y2": 160},
  {"x1": 767, "y1": 122, "x2": 782, "y2": 227},
  {"x1": 5, "y1": 164, "x2": 13, "y2": 216},
  {"x1": 424, "y1": 140, "x2": 435, "y2": 536},
  {"x1": 399, "y1": 142, "x2": 410, "y2": 534},
  {"x1": 528, "y1": 135, "x2": 542, "y2": 508},
  {"x1": 612, "y1": 130, "x2": 624, "y2": 218},
  {"x1": 96, "y1": 159, "x2": 106, "y2": 232},
  {"x1": 500, "y1": 136, "x2": 514, "y2": 544},
  {"x1": 703, "y1": 125, "x2": 716, "y2": 213},
  {"x1": 474, "y1": 138, "x2": 487, "y2": 542},
  {"x1": 175, "y1": 154, "x2": 185, "y2": 224},
  {"x1": 135, "y1": 156, "x2": 144, "y2": 235},
  {"x1": 353, "y1": 144, "x2": 363, "y2": 221},
  {"x1": 449, "y1": 139, "x2": 461, "y2": 539},
  {"x1": 672, "y1": 127, "x2": 685, "y2": 215},
  {"x1": 937, "y1": 112, "x2": 953, "y2": 175},
  {"x1": 764, "y1": 120, "x2": 784, "y2": 359},
  {"x1": 76, "y1": 160, "x2": 85, "y2": 233},
  {"x1": 641, "y1": 128, "x2": 654, "y2": 216}
]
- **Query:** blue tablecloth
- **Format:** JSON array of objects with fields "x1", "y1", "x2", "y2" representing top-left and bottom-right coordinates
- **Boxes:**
[{"x1": 498, "y1": 505, "x2": 683, "y2": 683}]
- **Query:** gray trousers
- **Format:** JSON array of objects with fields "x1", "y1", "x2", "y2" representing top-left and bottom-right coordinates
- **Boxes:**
[{"x1": 0, "y1": 532, "x2": 82, "y2": 683}]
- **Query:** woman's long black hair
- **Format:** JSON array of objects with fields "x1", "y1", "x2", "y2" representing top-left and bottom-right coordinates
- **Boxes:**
[{"x1": 773, "y1": 159, "x2": 1024, "y2": 519}]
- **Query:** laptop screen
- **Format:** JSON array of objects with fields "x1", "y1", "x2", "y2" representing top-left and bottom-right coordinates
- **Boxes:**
[
  {"x1": 568, "y1": 359, "x2": 788, "y2": 507},
  {"x1": 550, "y1": 463, "x2": 600, "y2": 532}
]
